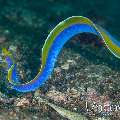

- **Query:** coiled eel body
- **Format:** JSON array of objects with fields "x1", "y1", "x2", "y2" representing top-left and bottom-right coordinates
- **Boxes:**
[{"x1": 2, "y1": 16, "x2": 120, "y2": 92}]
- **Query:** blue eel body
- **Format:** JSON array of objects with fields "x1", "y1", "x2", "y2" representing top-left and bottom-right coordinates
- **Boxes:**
[
  {"x1": 2, "y1": 16, "x2": 120, "y2": 93},
  {"x1": 11, "y1": 24, "x2": 100, "y2": 92}
]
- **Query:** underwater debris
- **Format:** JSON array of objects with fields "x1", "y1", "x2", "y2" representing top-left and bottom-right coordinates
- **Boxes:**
[{"x1": 36, "y1": 96, "x2": 111, "y2": 120}]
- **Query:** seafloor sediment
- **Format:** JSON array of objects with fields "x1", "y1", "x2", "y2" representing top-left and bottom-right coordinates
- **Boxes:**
[{"x1": 0, "y1": 0, "x2": 120, "y2": 120}]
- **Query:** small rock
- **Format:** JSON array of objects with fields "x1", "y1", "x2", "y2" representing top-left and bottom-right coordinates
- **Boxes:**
[
  {"x1": 46, "y1": 89, "x2": 68, "y2": 103},
  {"x1": 61, "y1": 63, "x2": 69, "y2": 70},
  {"x1": 67, "y1": 59, "x2": 76, "y2": 66},
  {"x1": 54, "y1": 67, "x2": 61, "y2": 73},
  {"x1": 66, "y1": 88, "x2": 80, "y2": 98},
  {"x1": 34, "y1": 89, "x2": 42, "y2": 97},
  {"x1": 16, "y1": 98, "x2": 30, "y2": 107},
  {"x1": 9, "y1": 45, "x2": 17, "y2": 52}
]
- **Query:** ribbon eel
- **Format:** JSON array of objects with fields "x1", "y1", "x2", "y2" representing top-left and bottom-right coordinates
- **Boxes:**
[{"x1": 2, "y1": 16, "x2": 120, "y2": 92}]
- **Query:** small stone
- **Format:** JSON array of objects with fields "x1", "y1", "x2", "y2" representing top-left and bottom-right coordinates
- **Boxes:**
[
  {"x1": 16, "y1": 98, "x2": 30, "y2": 107},
  {"x1": 73, "y1": 107, "x2": 77, "y2": 111},
  {"x1": 67, "y1": 59, "x2": 76, "y2": 66},
  {"x1": 67, "y1": 88, "x2": 80, "y2": 98},
  {"x1": 54, "y1": 67, "x2": 61, "y2": 72},
  {"x1": 61, "y1": 63, "x2": 69, "y2": 70},
  {"x1": 46, "y1": 89, "x2": 68, "y2": 103},
  {"x1": 9, "y1": 45, "x2": 17, "y2": 52},
  {"x1": 9, "y1": 111, "x2": 16, "y2": 117},
  {"x1": 34, "y1": 90, "x2": 40, "y2": 97}
]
